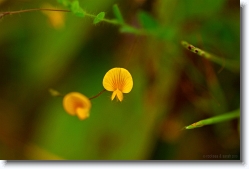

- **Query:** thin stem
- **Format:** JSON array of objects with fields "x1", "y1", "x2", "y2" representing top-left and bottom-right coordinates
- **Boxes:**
[
  {"x1": 184, "y1": 109, "x2": 240, "y2": 130},
  {"x1": 84, "y1": 12, "x2": 118, "y2": 25},
  {"x1": 0, "y1": 7, "x2": 145, "y2": 35},
  {"x1": 89, "y1": 89, "x2": 106, "y2": 100},
  {"x1": 84, "y1": 11, "x2": 145, "y2": 35},
  {"x1": 102, "y1": 18, "x2": 119, "y2": 25},
  {"x1": 0, "y1": 8, "x2": 71, "y2": 19},
  {"x1": 181, "y1": 41, "x2": 240, "y2": 72}
]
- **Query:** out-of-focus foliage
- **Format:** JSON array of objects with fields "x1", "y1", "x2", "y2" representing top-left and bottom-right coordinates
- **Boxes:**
[
  {"x1": 0, "y1": 0, "x2": 240, "y2": 160},
  {"x1": 93, "y1": 12, "x2": 105, "y2": 24}
]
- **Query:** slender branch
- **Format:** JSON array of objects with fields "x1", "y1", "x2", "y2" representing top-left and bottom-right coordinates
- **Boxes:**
[
  {"x1": 183, "y1": 109, "x2": 240, "y2": 130},
  {"x1": 181, "y1": 41, "x2": 240, "y2": 72},
  {"x1": 83, "y1": 12, "x2": 118, "y2": 25},
  {"x1": 0, "y1": 8, "x2": 71, "y2": 19},
  {"x1": 89, "y1": 89, "x2": 106, "y2": 100},
  {"x1": 0, "y1": 7, "x2": 145, "y2": 35},
  {"x1": 84, "y1": 11, "x2": 144, "y2": 35}
]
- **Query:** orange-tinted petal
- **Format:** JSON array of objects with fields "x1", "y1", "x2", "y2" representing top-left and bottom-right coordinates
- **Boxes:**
[
  {"x1": 76, "y1": 107, "x2": 90, "y2": 120},
  {"x1": 103, "y1": 67, "x2": 133, "y2": 93},
  {"x1": 63, "y1": 92, "x2": 91, "y2": 119},
  {"x1": 111, "y1": 89, "x2": 123, "y2": 101}
]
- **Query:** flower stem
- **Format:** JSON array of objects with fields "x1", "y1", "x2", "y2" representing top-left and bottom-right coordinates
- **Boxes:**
[
  {"x1": 184, "y1": 109, "x2": 240, "y2": 130},
  {"x1": 181, "y1": 41, "x2": 240, "y2": 72},
  {"x1": 0, "y1": 7, "x2": 145, "y2": 35},
  {"x1": 0, "y1": 8, "x2": 71, "y2": 19},
  {"x1": 89, "y1": 89, "x2": 106, "y2": 100}
]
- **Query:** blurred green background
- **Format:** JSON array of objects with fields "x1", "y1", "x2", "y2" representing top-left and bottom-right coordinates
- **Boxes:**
[{"x1": 0, "y1": 0, "x2": 240, "y2": 160}]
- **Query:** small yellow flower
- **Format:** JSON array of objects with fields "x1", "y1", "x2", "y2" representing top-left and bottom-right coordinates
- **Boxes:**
[
  {"x1": 63, "y1": 92, "x2": 91, "y2": 120},
  {"x1": 103, "y1": 67, "x2": 133, "y2": 101},
  {"x1": 41, "y1": 3, "x2": 65, "y2": 29}
]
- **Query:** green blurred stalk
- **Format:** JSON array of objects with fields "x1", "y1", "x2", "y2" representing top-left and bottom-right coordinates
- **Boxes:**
[
  {"x1": 113, "y1": 4, "x2": 125, "y2": 24},
  {"x1": 185, "y1": 109, "x2": 240, "y2": 129},
  {"x1": 181, "y1": 41, "x2": 240, "y2": 72}
]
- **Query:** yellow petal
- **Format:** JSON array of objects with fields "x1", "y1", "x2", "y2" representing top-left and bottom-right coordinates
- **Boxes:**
[
  {"x1": 103, "y1": 67, "x2": 133, "y2": 93},
  {"x1": 76, "y1": 107, "x2": 90, "y2": 120},
  {"x1": 116, "y1": 89, "x2": 123, "y2": 101},
  {"x1": 121, "y1": 71, "x2": 133, "y2": 93},
  {"x1": 111, "y1": 90, "x2": 117, "y2": 100},
  {"x1": 111, "y1": 89, "x2": 123, "y2": 101},
  {"x1": 63, "y1": 92, "x2": 91, "y2": 119}
]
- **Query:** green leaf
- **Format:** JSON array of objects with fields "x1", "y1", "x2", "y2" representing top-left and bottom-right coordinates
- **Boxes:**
[
  {"x1": 138, "y1": 11, "x2": 158, "y2": 30},
  {"x1": 113, "y1": 4, "x2": 124, "y2": 24},
  {"x1": 93, "y1": 12, "x2": 105, "y2": 24},
  {"x1": 71, "y1": 1, "x2": 85, "y2": 17},
  {"x1": 184, "y1": 109, "x2": 240, "y2": 130}
]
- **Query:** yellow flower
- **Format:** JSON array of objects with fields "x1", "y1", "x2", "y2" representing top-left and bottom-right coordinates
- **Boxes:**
[
  {"x1": 41, "y1": 3, "x2": 65, "y2": 29},
  {"x1": 103, "y1": 67, "x2": 133, "y2": 101},
  {"x1": 63, "y1": 92, "x2": 91, "y2": 120}
]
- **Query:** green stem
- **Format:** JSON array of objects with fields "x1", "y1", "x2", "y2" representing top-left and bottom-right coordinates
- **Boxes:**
[
  {"x1": 84, "y1": 12, "x2": 119, "y2": 25},
  {"x1": 0, "y1": 7, "x2": 145, "y2": 35},
  {"x1": 0, "y1": 8, "x2": 71, "y2": 19},
  {"x1": 181, "y1": 41, "x2": 240, "y2": 72},
  {"x1": 86, "y1": 12, "x2": 145, "y2": 35},
  {"x1": 184, "y1": 109, "x2": 240, "y2": 129}
]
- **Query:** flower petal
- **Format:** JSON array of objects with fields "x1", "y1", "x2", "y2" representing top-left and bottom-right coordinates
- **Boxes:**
[
  {"x1": 76, "y1": 107, "x2": 90, "y2": 120},
  {"x1": 63, "y1": 92, "x2": 91, "y2": 118},
  {"x1": 120, "y1": 69, "x2": 133, "y2": 93},
  {"x1": 116, "y1": 89, "x2": 123, "y2": 101},
  {"x1": 103, "y1": 67, "x2": 133, "y2": 93},
  {"x1": 103, "y1": 76, "x2": 115, "y2": 91},
  {"x1": 111, "y1": 90, "x2": 117, "y2": 100},
  {"x1": 111, "y1": 89, "x2": 123, "y2": 101}
]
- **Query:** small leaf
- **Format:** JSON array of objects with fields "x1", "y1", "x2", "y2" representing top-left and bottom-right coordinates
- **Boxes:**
[
  {"x1": 49, "y1": 88, "x2": 62, "y2": 97},
  {"x1": 93, "y1": 12, "x2": 105, "y2": 24},
  {"x1": 71, "y1": 1, "x2": 85, "y2": 17},
  {"x1": 113, "y1": 4, "x2": 124, "y2": 24},
  {"x1": 71, "y1": 1, "x2": 80, "y2": 10},
  {"x1": 138, "y1": 11, "x2": 158, "y2": 30}
]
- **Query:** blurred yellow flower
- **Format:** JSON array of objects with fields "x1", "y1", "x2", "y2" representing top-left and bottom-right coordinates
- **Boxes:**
[
  {"x1": 41, "y1": 3, "x2": 65, "y2": 29},
  {"x1": 103, "y1": 67, "x2": 133, "y2": 101},
  {"x1": 63, "y1": 92, "x2": 91, "y2": 120}
]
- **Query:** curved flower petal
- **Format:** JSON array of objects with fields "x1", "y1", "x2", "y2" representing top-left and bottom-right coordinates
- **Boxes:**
[
  {"x1": 103, "y1": 67, "x2": 133, "y2": 101},
  {"x1": 63, "y1": 92, "x2": 91, "y2": 120},
  {"x1": 76, "y1": 107, "x2": 90, "y2": 120},
  {"x1": 103, "y1": 67, "x2": 133, "y2": 92},
  {"x1": 111, "y1": 89, "x2": 123, "y2": 101}
]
